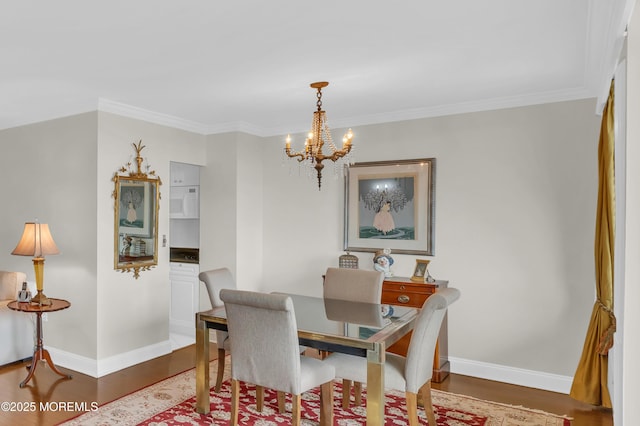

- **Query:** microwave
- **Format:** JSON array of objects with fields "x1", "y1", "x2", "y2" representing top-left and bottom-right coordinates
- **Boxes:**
[{"x1": 170, "y1": 186, "x2": 199, "y2": 219}]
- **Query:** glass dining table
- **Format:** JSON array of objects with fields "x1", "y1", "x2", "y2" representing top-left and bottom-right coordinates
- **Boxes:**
[{"x1": 195, "y1": 293, "x2": 420, "y2": 425}]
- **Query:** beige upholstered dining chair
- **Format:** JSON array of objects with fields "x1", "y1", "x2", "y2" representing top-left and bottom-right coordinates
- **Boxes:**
[
  {"x1": 324, "y1": 287, "x2": 460, "y2": 425},
  {"x1": 323, "y1": 267, "x2": 384, "y2": 408},
  {"x1": 220, "y1": 289, "x2": 335, "y2": 426},
  {"x1": 323, "y1": 267, "x2": 384, "y2": 302},
  {"x1": 198, "y1": 267, "x2": 236, "y2": 392}
]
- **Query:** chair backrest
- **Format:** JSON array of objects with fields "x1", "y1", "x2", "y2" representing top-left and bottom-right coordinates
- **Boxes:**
[
  {"x1": 220, "y1": 289, "x2": 303, "y2": 394},
  {"x1": 323, "y1": 267, "x2": 384, "y2": 303},
  {"x1": 404, "y1": 288, "x2": 460, "y2": 393},
  {"x1": 199, "y1": 268, "x2": 236, "y2": 308},
  {"x1": 323, "y1": 298, "x2": 386, "y2": 327}
]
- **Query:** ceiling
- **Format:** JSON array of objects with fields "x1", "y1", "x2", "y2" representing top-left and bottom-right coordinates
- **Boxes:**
[{"x1": 0, "y1": 1, "x2": 632, "y2": 136}]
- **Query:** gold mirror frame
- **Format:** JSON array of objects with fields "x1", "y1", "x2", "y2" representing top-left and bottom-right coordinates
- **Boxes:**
[{"x1": 112, "y1": 140, "x2": 162, "y2": 279}]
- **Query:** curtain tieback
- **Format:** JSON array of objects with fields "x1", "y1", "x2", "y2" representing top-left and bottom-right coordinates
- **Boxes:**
[{"x1": 596, "y1": 299, "x2": 616, "y2": 355}]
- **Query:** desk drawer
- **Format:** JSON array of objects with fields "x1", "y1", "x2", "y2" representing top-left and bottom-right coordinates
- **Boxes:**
[
  {"x1": 382, "y1": 281, "x2": 436, "y2": 308},
  {"x1": 381, "y1": 290, "x2": 429, "y2": 308}
]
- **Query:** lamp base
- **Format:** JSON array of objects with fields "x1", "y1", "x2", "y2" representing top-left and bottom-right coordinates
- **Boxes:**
[{"x1": 30, "y1": 291, "x2": 52, "y2": 306}]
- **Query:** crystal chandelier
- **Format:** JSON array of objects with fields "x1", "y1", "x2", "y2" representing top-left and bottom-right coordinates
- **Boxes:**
[{"x1": 285, "y1": 81, "x2": 354, "y2": 190}]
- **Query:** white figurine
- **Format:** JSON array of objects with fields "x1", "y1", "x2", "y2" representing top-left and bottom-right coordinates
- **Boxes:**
[{"x1": 373, "y1": 249, "x2": 394, "y2": 277}]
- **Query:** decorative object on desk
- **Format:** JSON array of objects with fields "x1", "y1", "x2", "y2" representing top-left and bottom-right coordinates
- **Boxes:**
[
  {"x1": 60, "y1": 360, "x2": 572, "y2": 426},
  {"x1": 113, "y1": 140, "x2": 161, "y2": 279},
  {"x1": 17, "y1": 282, "x2": 32, "y2": 302},
  {"x1": 338, "y1": 251, "x2": 359, "y2": 269},
  {"x1": 425, "y1": 266, "x2": 436, "y2": 283},
  {"x1": 344, "y1": 158, "x2": 436, "y2": 255},
  {"x1": 373, "y1": 248, "x2": 394, "y2": 277},
  {"x1": 410, "y1": 258, "x2": 430, "y2": 282},
  {"x1": 11, "y1": 221, "x2": 60, "y2": 305},
  {"x1": 283, "y1": 81, "x2": 354, "y2": 190}
]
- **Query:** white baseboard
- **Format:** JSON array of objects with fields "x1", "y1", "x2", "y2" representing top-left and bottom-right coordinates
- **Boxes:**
[
  {"x1": 48, "y1": 340, "x2": 172, "y2": 378},
  {"x1": 170, "y1": 320, "x2": 195, "y2": 338},
  {"x1": 449, "y1": 356, "x2": 573, "y2": 394},
  {"x1": 170, "y1": 333, "x2": 195, "y2": 350},
  {"x1": 48, "y1": 345, "x2": 571, "y2": 393},
  {"x1": 46, "y1": 347, "x2": 99, "y2": 377}
]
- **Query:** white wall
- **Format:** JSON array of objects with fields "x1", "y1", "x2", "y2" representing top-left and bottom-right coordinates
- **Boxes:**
[
  {"x1": 94, "y1": 112, "x2": 206, "y2": 370},
  {"x1": 235, "y1": 133, "x2": 264, "y2": 292},
  {"x1": 259, "y1": 99, "x2": 600, "y2": 380},
  {"x1": 0, "y1": 111, "x2": 207, "y2": 375},
  {"x1": 200, "y1": 132, "x2": 264, "y2": 294},
  {"x1": 0, "y1": 113, "x2": 98, "y2": 358},
  {"x1": 622, "y1": 5, "x2": 640, "y2": 423},
  {"x1": 200, "y1": 133, "x2": 239, "y2": 283}
]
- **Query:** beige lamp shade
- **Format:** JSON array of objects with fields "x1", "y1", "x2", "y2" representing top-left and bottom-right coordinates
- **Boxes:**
[
  {"x1": 11, "y1": 222, "x2": 60, "y2": 257},
  {"x1": 11, "y1": 222, "x2": 59, "y2": 305}
]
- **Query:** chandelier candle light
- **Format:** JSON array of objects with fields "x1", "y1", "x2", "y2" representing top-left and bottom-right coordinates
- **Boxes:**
[
  {"x1": 11, "y1": 222, "x2": 60, "y2": 305},
  {"x1": 284, "y1": 81, "x2": 354, "y2": 190}
]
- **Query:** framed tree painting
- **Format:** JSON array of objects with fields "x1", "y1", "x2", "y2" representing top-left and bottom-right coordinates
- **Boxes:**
[{"x1": 344, "y1": 158, "x2": 435, "y2": 255}]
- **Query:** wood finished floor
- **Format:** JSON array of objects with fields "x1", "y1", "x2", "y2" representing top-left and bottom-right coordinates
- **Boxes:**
[{"x1": 0, "y1": 344, "x2": 612, "y2": 426}]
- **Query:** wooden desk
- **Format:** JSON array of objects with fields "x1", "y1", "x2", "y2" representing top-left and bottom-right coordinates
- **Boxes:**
[
  {"x1": 382, "y1": 277, "x2": 450, "y2": 382},
  {"x1": 7, "y1": 299, "x2": 73, "y2": 388}
]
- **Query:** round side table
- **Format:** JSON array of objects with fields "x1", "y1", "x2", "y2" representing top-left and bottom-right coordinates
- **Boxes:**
[{"x1": 7, "y1": 298, "x2": 73, "y2": 388}]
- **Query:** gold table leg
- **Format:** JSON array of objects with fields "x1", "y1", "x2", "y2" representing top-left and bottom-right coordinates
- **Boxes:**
[
  {"x1": 195, "y1": 313, "x2": 210, "y2": 414},
  {"x1": 366, "y1": 343, "x2": 385, "y2": 425}
]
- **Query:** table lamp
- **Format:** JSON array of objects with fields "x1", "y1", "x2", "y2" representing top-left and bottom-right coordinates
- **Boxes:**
[{"x1": 11, "y1": 222, "x2": 60, "y2": 305}]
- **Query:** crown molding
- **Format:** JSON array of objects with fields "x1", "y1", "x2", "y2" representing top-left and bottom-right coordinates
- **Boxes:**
[
  {"x1": 98, "y1": 86, "x2": 594, "y2": 140},
  {"x1": 98, "y1": 98, "x2": 211, "y2": 135},
  {"x1": 278, "y1": 86, "x2": 594, "y2": 137},
  {"x1": 202, "y1": 120, "x2": 274, "y2": 137},
  {"x1": 587, "y1": 0, "x2": 635, "y2": 114},
  {"x1": 98, "y1": 98, "x2": 278, "y2": 137}
]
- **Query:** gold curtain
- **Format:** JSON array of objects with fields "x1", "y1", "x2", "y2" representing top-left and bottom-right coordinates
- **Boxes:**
[{"x1": 569, "y1": 80, "x2": 616, "y2": 407}]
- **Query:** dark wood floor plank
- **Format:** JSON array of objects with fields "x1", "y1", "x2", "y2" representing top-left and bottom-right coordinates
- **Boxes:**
[
  {"x1": 432, "y1": 373, "x2": 612, "y2": 425},
  {"x1": 0, "y1": 344, "x2": 612, "y2": 426}
]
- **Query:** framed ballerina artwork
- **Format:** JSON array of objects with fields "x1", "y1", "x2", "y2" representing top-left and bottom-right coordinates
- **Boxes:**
[{"x1": 343, "y1": 158, "x2": 436, "y2": 255}]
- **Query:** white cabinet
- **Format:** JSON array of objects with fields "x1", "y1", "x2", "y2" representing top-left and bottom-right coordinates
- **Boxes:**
[
  {"x1": 169, "y1": 162, "x2": 200, "y2": 349},
  {"x1": 169, "y1": 262, "x2": 200, "y2": 348},
  {"x1": 170, "y1": 162, "x2": 200, "y2": 186}
]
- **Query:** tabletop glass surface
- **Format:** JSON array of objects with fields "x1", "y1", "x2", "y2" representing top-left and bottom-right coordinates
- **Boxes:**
[{"x1": 204, "y1": 293, "x2": 419, "y2": 343}]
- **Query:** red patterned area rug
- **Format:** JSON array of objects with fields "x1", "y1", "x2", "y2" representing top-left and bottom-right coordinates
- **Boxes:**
[{"x1": 60, "y1": 360, "x2": 572, "y2": 425}]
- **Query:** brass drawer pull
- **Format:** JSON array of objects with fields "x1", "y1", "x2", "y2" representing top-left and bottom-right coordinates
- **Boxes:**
[{"x1": 397, "y1": 295, "x2": 410, "y2": 304}]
